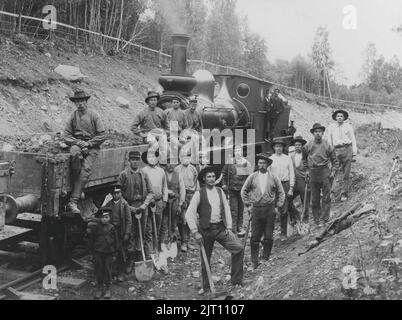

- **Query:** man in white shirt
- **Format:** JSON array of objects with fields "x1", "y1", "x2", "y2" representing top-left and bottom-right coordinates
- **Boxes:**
[
  {"x1": 270, "y1": 137, "x2": 295, "y2": 241},
  {"x1": 141, "y1": 151, "x2": 168, "y2": 253},
  {"x1": 241, "y1": 153, "x2": 285, "y2": 269},
  {"x1": 185, "y1": 167, "x2": 244, "y2": 294},
  {"x1": 326, "y1": 109, "x2": 357, "y2": 202}
]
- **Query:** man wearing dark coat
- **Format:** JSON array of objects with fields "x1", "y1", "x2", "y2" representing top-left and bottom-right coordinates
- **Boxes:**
[
  {"x1": 64, "y1": 90, "x2": 107, "y2": 214},
  {"x1": 118, "y1": 151, "x2": 154, "y2": 267},
  {"x1": 105, "y1": 183, "x2": 132, "y2": 282}
]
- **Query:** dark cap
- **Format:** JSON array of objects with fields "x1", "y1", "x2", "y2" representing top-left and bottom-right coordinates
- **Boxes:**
[
  {"x1": 111, "y1": 183, "x2": 122, "y2": 193},
  {"x1": 98, "y1": 206, "x2": 112, "y2": 216},
  {"x1": 128, "y1": 151, "x2": 141, "y2": 160}
]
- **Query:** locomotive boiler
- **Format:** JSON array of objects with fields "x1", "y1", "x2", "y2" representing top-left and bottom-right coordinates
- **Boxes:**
[{"x1": 158, "y1": 34, "x2": 293, "y2": 156}]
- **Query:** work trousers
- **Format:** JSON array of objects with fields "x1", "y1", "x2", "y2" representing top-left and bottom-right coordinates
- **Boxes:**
[
  {"x1": 160, "y1": 198, "x2": 180, "y2": 243},
  {"x1": 250, "y1": 204, "x2": 276, "y2": 263},
  {"x1": 310, "y1": 167, "x2": 331, "y2": 223},
  {"x1": 288, "y1": 177, "x2": 310, "y2": 222},
  {"x1": 178, "y1": 192, "x2": 193, "y2": 244},
  {"x1": 70, "y1": 145, "x2": 99, "y2": 201},
  {"x1": 278, "y1": 181, "x2": 290, "y2": 236},
  {"x1": 229, "y1": 190, "x2": 244, "y2": 233},
  {"x1": 145, "y1": 199, "x2": 164, "y2": 254},
  {"x1": 333, "y1": 145, "x2": 353, "y2": 198},
  {"x1": 93, "y1": 252, "x2": 113, "y2": 287},
  {"x1": 200, "y1": 222, "x2": 244, "y2": 290}
]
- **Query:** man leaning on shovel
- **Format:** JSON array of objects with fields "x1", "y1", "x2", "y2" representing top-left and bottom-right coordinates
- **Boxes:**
[
  {"x1": 185, "y1": 166, "x2": 245, "y2": 295},
  {"x1": 117, "y1": 151, "x2": 154, "y2": 270}
]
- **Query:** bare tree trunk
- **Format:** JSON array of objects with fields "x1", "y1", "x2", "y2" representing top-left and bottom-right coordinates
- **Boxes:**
[{"x1": 116, "y1": 0, "x2": 124, "y2": 51}]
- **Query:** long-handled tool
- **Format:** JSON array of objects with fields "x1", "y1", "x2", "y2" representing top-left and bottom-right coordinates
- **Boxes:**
[
  {"x1": 242, "y1": 205, "x2": 253, "y2": 253},
  {"x1": 160, "y1": 199, "x2": 178, "y2": 260},
  {"x1": 134, "y1": 215, "x2": 154, "y2": 282},
  {"x1": 386, "y1": 155, "x2": 400, "y2": 188},
  {"x1": 199, "y1": 242, "x2": 229, "y2": 299},
  {"x1": 150, "y1": 205, "x2": 167, "y2": 271},
  {"x1": 296, "y1": 176, "x2": 310, "y2": 236}
]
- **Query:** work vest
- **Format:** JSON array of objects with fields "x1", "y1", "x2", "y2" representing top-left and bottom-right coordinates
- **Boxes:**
[
  {"x1": 166, "y1": 171, "x2": 180, "y2": 198},
  {"x1": 197, "y1": 187, "x2": 226, "y2": 229}
]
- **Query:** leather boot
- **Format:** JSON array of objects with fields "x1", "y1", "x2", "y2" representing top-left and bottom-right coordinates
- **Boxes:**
[
  {"x1": 250, "y1": 241, "x2": 260, "y2": 269},
  {"x1": 68, "y1": 199, "x2": 80, "y2": 214},
  {"x1": 104, "y1": 286, "x2": 111, "y2": 299},
  {"x1": 262, "y1": 239, "x2": 273, "y2": 261},
  {"x1": 94, "y1": 285, "x2": 103, "y2": 299}
]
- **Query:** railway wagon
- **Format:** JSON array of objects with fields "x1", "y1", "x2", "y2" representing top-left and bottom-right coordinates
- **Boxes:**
[{"x1": 0, "y1": 145, "x2": 147, "y2": 265}]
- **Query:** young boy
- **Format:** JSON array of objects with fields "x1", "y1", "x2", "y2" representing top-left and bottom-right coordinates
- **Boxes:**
[
  {"x1": 105, "y1": 184, "x2": 132, "y2": 282},
  {"x1": 88, "y1": 207, "x2": 117, "y2": 299}
]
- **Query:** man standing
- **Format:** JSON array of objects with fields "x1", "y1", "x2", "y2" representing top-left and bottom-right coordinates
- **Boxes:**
[
  {"x1": 265, "y1": 88, "x2": 285, "y2": 139},
  {"x1": 303, "y1": 123, "x2": 340, "y2": 227},
  {"x1": 141, "y1": 151, "x2": 168, "y2": 252},
  {"x1": 222, "y1": 145, "x2": 253, "y2": 237},
  {"x1": 131, "y1": 91, "x2": 169, "y2": 143},
  {"x1": 160, "y1": 162, "x2": 185, "y2": 249},
  {"x1": 184, "y1": 97, "x2": 203, "y2": 134},
  {"x1": 288, "y1": 136, "x2": 310, "y2": 223},
  {"x1": 241, "y1": 153, "x2": 285, "y2": 269},
  {"x1": 270, "y1": 138, "x2": 295, "y2": 241},
  {"x1": 117, "y1": 151, "x2": 154, "y2": 266},
  {"x1": 326, "y1": 109, "x2": 357, "y2": 202},
  {"x1": 186, "y1": 167, "x2": 244, "y2": 294},
  {"x1": 64, "y1": 90, "x2": 107, "y2": 214},
  {"x1": 105, "y1": 184, "x2": 132, "y2": 282},
  {"x1": 175, "y1": 154, "x2": 199, "y2": 252}
]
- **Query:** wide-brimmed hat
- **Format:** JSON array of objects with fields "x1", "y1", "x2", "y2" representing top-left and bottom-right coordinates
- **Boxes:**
[
  {"x1": 145, "y1": 91, "x2": 160, "y2": 103},
  {"x1": 197, "y1": 166, "x2": 221, "y2": 185},
  {"x1": 310, "y1": 123, "x2": 326, "y2": 134},
  {"x1": 141, "y1": 150, "x2": 160, "y2": 165},
  {"x1": 256, "y1": 153, "x2": 273, "y2": 166},
  {"x1": 332, "y1": 109, "x2": 349, "y2": 121},
  {"x1": 291, "y1": 136, "x2": 307, "y2": 146},
  {"x1": 69, "y1": 90, "x2": 90, "y2": 102},
  {"x1": 271, "y1": 137, "x2": 287, "y2": 148},
  {"x1": 128, "y1": 151, "x2": 141, "y2": 160}
]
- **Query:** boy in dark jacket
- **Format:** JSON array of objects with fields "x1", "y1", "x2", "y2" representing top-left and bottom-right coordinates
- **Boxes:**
[
  {"x1": 88, "y1": 207, "x2": 117, "y2": 299},
  {"x1": 105, "y1": 183, "x2": 132, "y2": 282}
]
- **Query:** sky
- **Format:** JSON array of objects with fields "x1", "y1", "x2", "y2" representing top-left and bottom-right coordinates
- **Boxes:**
[{"x1": 236, "y1": 0, "x2": 402, "y2": 86}]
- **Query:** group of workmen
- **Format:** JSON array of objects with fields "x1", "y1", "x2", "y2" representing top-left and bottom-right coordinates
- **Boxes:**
[{"x1": 63, "y1": 88, "x2": 357, "y2": 299}]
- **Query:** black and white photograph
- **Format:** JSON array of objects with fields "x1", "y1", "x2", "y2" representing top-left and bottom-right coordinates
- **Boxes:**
[{"x1": 0, "y1": 0, "x2": 401, "y2": 305}]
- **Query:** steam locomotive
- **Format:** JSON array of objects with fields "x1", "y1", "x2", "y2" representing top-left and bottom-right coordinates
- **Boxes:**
[
  {"x1": 158, "y1": 34, "x2": 293, "y2": 159},
  {"x1": 0, "y1": 34, "x2": 293, "y2": 265}
]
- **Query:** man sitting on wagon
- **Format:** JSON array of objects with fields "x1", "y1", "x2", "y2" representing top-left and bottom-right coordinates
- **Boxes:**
[{"x1": 64, "y1": 90, "x2": 107, "y2": 214}]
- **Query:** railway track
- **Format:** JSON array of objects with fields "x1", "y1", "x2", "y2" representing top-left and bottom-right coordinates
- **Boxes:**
[{"x1": 0, "y1": 250, "x2": 89, "y2": 300}]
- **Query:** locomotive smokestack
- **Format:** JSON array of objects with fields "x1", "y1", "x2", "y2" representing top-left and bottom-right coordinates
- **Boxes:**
[
  {"x1": 159, "y1": 34, "x2": 196, "y2": 95},
  {"x1": 171, "y1": 34, "x2": 190, "y2": 75}
]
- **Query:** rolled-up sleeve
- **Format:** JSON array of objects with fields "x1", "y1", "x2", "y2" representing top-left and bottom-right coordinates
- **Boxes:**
[
  {"x1": 275, "y1": 175, "x2": 285, "y2": 208},
  {"x1": 185, "y1": 191, "x2": 200, "y2": 233},
  {"x1": 222, "y1": 194, "x2": 232, "y2": 230}
]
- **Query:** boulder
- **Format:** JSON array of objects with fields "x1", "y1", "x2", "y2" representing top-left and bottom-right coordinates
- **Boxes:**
[
  {"x1": 116, "y1": 96, "x2": 130, "y2": 108},
  {"x1": 54, "y1": 65, "x2": 86, "y2": 82}
]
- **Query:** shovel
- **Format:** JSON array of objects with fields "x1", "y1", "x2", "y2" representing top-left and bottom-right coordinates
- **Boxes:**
[
  {"x1": 199, "y1": 242, "x2": 229, "y2": 299},
  {"x1": 134, "y1": 215, "x2": 154, "y2": 282},
  {"x1": 150, "y1": 205, "x2": 167, "y2": 271},
  {"x1": 296, "y1": 176, "x2": 310, "y2": 236},
  {"x1": 385, "y1": 155, "x2": 400, "y2": 188},
  {"x1": 160, "y1": 199, "x2": 178, "y2": 260}
]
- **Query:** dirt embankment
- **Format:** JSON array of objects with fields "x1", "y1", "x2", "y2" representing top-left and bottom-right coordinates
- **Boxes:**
[{"x1": 0, "y1": 34, "x2": 162, "y2": 138}]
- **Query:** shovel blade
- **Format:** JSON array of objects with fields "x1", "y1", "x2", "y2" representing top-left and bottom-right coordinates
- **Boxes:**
[
  {"x1": 161, "y1": 241, "x2": 178, "y2": 260},
  {"x1": 134, "y1": 261, "x2": 155, "y2": 282}
]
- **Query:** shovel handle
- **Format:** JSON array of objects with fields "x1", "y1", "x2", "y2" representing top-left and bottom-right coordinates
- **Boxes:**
[
  {"x1": 200, "y1": 243, "x2": 216, "y2": 294},
  {"x1": 151, "y1": 206, "x2": 159, "y2": 255},
  {"x1": 136, "y1": 216, "x2": 147, "y2": 262},
  {"x1": 242, "y1": 208, "x2": 253, "y2": 252}
]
